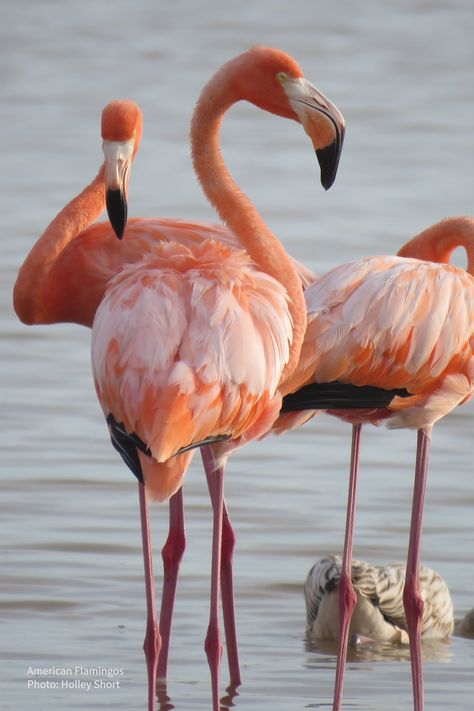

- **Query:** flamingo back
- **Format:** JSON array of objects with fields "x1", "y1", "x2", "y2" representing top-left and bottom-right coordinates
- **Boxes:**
[
  {"x1": 44, "y1": 217, "x2": 315, "y2": 327},
  {"x1": 91, "y1": 239, "x2": 293, "y2": 500},
  {"x1": 294, "y1": 255, "x2": 474, "y2": 429}
]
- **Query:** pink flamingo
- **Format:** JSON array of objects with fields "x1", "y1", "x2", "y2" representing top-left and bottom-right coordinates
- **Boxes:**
[
  {"x1": 281, "y1": 216, "x2": 474, "y2": 710},
  {"x1": 92, "y1": 47, "x2": 344, "y2": 710},
  {"x1": 14, "y1": 48, "x2": 344, "y2": 710},
  {"x1": 92, "y1": 47, "x2": 344, "y2": 711},
  {"x1": 12, "y1": 91, "x2": 317, "y2": 691},
  {"x1": 13, "y1": 98, "x2": 248, "y2": 693}
]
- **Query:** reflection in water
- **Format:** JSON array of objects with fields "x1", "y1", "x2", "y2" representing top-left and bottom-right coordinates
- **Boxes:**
[
  {"x1": 304, "y1": 635, "x2": 454, "y2": 665},
  {"x1": 454, "y1": 610, "x2": 474, "y2": 639},
  {"x1": 156, "y1": 680, "x2": 175, "y2": 710},
  {"x1": 220, "y1": 682, "x2": 240, "y2": 709},
  {"x1": 155, "y1": 679, "x2": 239, "y2": 710}
]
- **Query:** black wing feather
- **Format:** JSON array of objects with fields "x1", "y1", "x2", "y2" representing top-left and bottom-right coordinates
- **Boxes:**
[{"x1": 281, "y1": 381, "x2": 411, "y2": 412}]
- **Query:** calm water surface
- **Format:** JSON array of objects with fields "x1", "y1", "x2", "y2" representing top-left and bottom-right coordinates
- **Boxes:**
[{"x1": 1, "y1": 1, "x2": 474, "y2": 709}]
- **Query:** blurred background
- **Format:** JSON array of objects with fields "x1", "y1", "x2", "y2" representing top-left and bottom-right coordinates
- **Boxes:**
[{"x1": 1, "y1": 1, "x2": 474, "y2": 709}]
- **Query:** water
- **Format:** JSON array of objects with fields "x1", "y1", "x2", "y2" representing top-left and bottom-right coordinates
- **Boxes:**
[{"x1": 1, "y1": 1, "x2": 474, "y2": 709}]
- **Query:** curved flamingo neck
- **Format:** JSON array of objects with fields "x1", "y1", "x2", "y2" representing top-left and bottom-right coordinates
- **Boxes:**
[
  {"x1": 190, "y1": 70, "x2": 306, "y2": 387},
  {"x1": 398, "y1": 216, "x2": 474, "y2": 275},
  {"x1": 13, "y1": 165, "x2": 106, "y2": 324}
]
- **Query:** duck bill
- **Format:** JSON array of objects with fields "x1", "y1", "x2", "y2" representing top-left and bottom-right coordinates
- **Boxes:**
[
  {"x1": 285, "y1": 78, "x2": 345, "y2": 190},
  {"x1": 102, "y1": 138, "x2": 134, "y2": 239}
]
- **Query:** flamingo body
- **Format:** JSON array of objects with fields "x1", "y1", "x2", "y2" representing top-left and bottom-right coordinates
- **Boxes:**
[
  {"x1": 284, "y1": 254, "x2": 474, "y2": 424},
  {"x1": 38, "y1": 218, "x2": 315, "y2": 328},
  {"x1": 305, "y1": 556, "x2": 454, "y2": 644},
  {"x1": 92, "y1": 238, "x2": 292, "y2": 501},
  {"x1": 281, "y1": 226, "x2": 474, "y2": 711}
]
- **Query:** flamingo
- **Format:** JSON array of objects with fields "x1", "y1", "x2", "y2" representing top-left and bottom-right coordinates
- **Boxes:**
[
  {"x1": 91, "y1": 47, "x2": 344, "y2": 711},
  {"x1": 280, "y1": 217, "x2": 474, "y2": 710},
  {"x1": 12, "y1": 99, "x2": 248, "y2": 685},
  {"x1": 13, "y1": 91, "x2": 316, "y2": 686},
  {"x1": 305, "y1": 556, "x2": 454, "y2": 644},
  {"x1": 13, "y1": 49, "x2": 344, "y2": 710},
  {"x1": 92, "y1": 47, "x2": 344, "y2": 711},
  {"x1": 13, "y1": 98, "x2": 251, "y2": 694},
  {"x1": 12, "y1": 50, "x2": 328, "y2": 692}
]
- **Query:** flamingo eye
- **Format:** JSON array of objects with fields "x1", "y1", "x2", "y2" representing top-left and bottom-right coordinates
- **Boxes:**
[{"x1": 276, "y1": 72, "x2": 288, "y2": 84}]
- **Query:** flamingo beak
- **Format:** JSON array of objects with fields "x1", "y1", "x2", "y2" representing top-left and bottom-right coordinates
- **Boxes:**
[
  {"x1": 315, "y1": 126, "x2": 345, "y2": 191},
  {"x1": 102, "y1": 138, "x2": 134, "y2": 239},
  {"x1": 284, "y1": 78, "x2": 345, "y2": 190}
]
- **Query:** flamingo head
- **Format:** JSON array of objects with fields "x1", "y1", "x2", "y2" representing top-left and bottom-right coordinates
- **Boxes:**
[
  {"x1": 231, "y1": 46, "x2": 345, "y2": 190},
  {"x1": 101, "y1": 100, "x2": 143, "y2": 239}
]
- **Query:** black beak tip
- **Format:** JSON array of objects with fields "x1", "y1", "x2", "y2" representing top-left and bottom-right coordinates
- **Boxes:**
[
  {"x1": 106, "y1": 188, "x2": 127, "y2": 240},
  {"x1": 316, "y1": 139, "x2": 342, "y2": 191}
]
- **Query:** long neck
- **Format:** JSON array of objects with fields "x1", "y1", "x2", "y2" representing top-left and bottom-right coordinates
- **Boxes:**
[
  {"x1": 13, "y1": 165, "x2": 106, "y2": 324},
  {"x1": 190, "y1": 74, "x2": 306, "y2": 387},
  {"x1": 398, "y1": 216, "x2": 474, "y2": 274}
]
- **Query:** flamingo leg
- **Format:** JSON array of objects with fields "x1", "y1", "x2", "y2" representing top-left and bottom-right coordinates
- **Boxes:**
[
  {"x1": 221, "y1": 499, "x2": 241, "y2": 686},
  {"x1": 138, "y1": 481, "x2": 161, "y2": 711},
  {"x1": 200, "y1": 449, "x2": 241, "y2": 687},
  {"x1": 157, "y1": 487, "x2": 186, "y2": 680},
  {"x1": 332, "y1": 423, "x2": 362, "y2": 711},
  {"x1": 201, "y1": 445, "x2": 224, "y2": 711},
  {"x1": 403, "y1": 427, "x2": 431, "y2": 711}
]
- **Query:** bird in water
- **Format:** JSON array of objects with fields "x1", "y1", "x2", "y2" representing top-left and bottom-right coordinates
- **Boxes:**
[
  {"x1": 280, "y1": 216, "x2": 474, "y2": 711},
  {"x1": 92, "y1": 47, "x2": 344, "y2": 711},
  {"x1": 13, "y1": 47, "x2": 343, "y2": 711},
  {"x1": 304, "y1": 556, "x2": 454, "y2": 645}
]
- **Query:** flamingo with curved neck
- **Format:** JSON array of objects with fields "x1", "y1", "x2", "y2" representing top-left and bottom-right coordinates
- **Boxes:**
[
  {"x1": 93, "y1": 46, "x2": 344, "y2": 711},
  {"x1": 189, "y1": 46, "x2": 344, "y2": 386},
  {"x1": 13, "y1": 48, "x2": 344, "y2": 711}
]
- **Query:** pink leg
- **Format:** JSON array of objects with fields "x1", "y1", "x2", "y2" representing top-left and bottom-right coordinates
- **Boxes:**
[
  {"x1": 201, "y1": 446, "x2": 224, "y2": 711},
  {"x1": 403, "y1": 428, "x2": 431, "y2": 711},
  {"x1": 221, "y1": 500, "x2": 241, "y2": 686},
  {"x1": 157, "y1": 487, "x2": 186, "y2": 680},
  {"x1": 332, "y1": 423, "x2": 362, "y2": 711},
  {"x1": 138, "y1": 481, "x2": 161, "y2": 711},
  {"x1": 200, "y1": 449, "x2": 241, "y2": 687}
]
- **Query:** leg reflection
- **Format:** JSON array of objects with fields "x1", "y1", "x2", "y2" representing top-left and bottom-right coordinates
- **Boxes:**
[
  {"x1": 156, "y1": 679, "x2": 174, "y2": 711},
  {"x1": 220, "y1": 682, "x2": 240, "y2": 709}
]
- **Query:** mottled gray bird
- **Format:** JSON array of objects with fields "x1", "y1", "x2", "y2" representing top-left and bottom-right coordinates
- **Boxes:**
[{"x1": 305, "y1": 556, "x2": 454, "y2": 644}]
